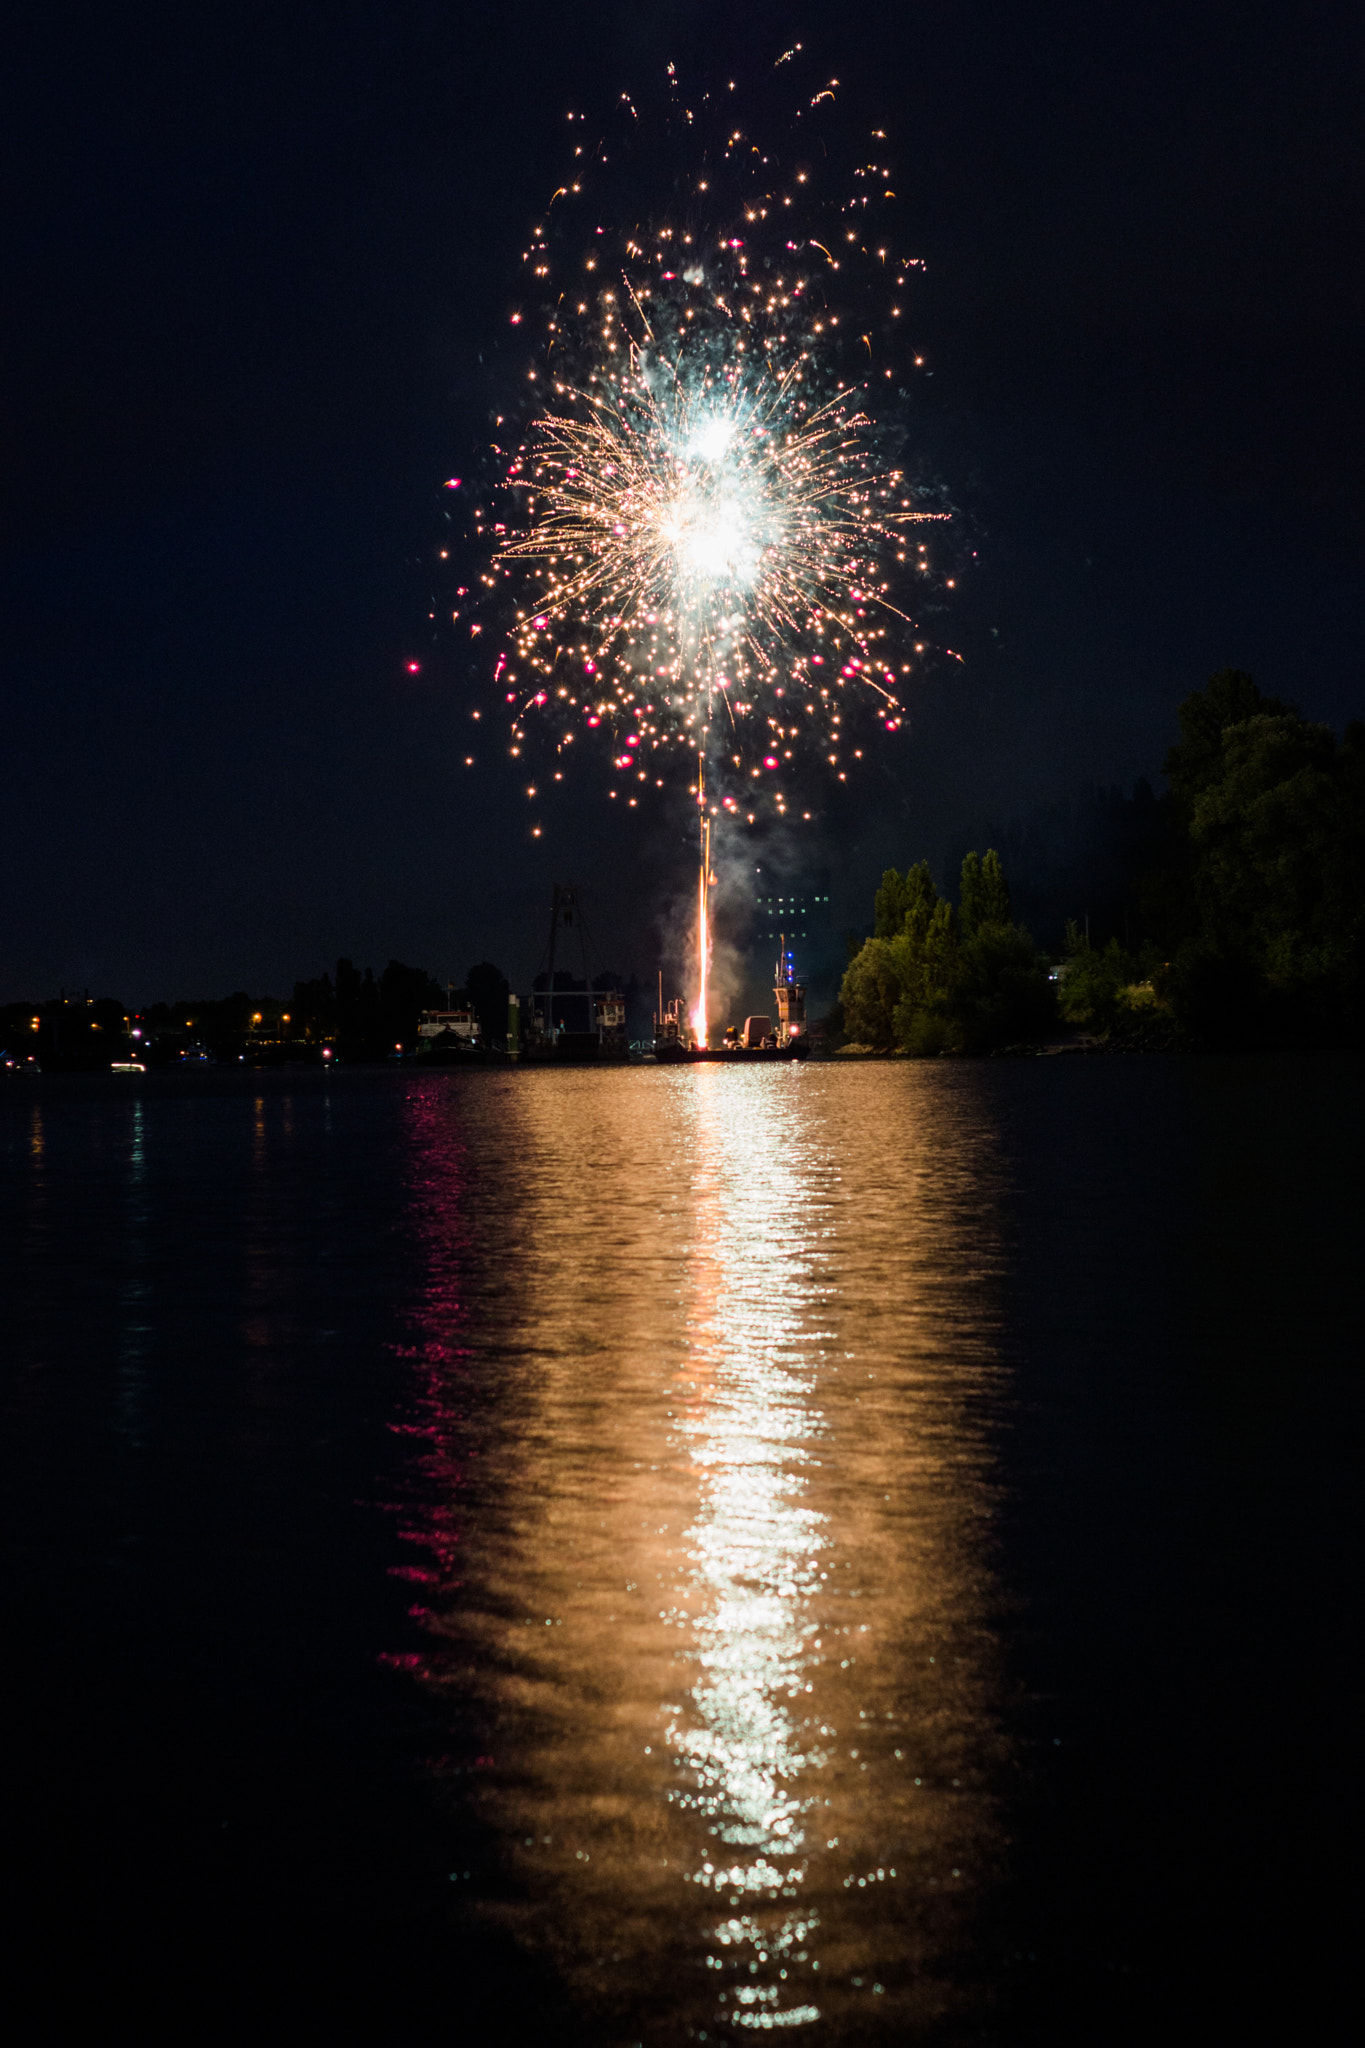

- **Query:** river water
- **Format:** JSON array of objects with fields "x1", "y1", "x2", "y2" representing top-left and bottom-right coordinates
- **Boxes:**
[{"x1": 2, "y1": 1059, "x2": 1359, "y2": 2042}]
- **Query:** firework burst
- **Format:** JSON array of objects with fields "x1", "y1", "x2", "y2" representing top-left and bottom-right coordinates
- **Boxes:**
[
  {"x1": 502, "y1": 343, "x2": 923, "y2": 813},
  {"x1": 461, "y1": 65, "x2": 950, "y2": 825},
  {"x1": 450, "y1": 59, "x2": 954, "y2": 1039}
]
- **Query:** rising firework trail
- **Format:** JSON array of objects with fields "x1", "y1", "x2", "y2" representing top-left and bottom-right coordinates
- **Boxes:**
[{"x1": 453, "y1": 54, "x2": 955, "y2": 1041}]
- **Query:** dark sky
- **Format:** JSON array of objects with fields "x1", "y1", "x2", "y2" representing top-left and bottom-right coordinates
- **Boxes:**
[{"x1": 3, "y1": 0, "x2": 1362, "y2": 1003}]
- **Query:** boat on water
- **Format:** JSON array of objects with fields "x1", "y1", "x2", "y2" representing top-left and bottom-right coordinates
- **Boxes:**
[{"x1": 652, "y1": 1039, "x2": 810, "y2": 1064}]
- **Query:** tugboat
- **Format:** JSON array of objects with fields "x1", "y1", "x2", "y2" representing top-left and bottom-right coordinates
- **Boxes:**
[
  {"x1": 653, "y1": 993, "x2": 694, "y2": 1062},
  {"x1": 654, "y1": 943, "x2": 809, "y2": 1063}
]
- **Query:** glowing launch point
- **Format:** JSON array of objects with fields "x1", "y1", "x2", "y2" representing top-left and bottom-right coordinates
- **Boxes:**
[{"x1": 692, "y1": 803, "x2": 712, "y2": 1048}]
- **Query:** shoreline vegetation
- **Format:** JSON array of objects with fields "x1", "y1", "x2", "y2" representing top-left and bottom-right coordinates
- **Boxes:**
[
  {"x1": 0, "y1": 959, "x2": 518, "y2": 1073},
  {"x1": 5, "y1": 670, "x2": 1361, "y2": 1070},
  {"x1": 829, "y1": 669, "x2": 1364, "y2": 1057}
]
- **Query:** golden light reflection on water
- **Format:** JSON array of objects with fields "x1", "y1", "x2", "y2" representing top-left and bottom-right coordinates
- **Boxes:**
[
  {"x1": 402, "y1": 1066, "x2": 1011, "y2": 2042},
  {"x1": 676, "y1": 1069, "x2": 833, "y2": 2033}
]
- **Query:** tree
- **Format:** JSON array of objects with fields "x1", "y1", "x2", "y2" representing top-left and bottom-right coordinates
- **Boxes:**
[
  {"x1": 1056, "y1": 926, "x2": 1146, "y2": 1032},
  {"x1": 959, "y1": 848, "x2": 1011, "y2": 937},
  {"x1": 1191, "y1": 716, "x2": 1343, "y2": 963},
  {"x1": 953, "y1": 920, "x2": 1054, "y2": 1050},
  {"x1": 1164, "y1": 668, "x2": 1293, "y2": 815},
  {"x1": 841, "y1": 847, "x2": 1053, "y2": 1052},
  {"x1": 378, "y1": 961, "x2": 445, "y2": 1043},
  {"x1": 1156, "y1": 670, "x2": 1365, "y2": 1042},
  {"x1": 890, "y1": 898, "x2": 960, "y2": 1053},
  {"x1": 874, "y1": 860, "x2": 937, "y2": 939},
  {"x1": 465, "y1": 960, "x2": 510, "y2": 1044},
  {"x1": 839, "y1": 937, "x2": 903, "y2": 1047},
  {"x1": 291, "y1": 972, "x2": 336, "y2": 1040},
  {"x1": 334, "y1": 958, "x2": 381, "y2": 1043}
]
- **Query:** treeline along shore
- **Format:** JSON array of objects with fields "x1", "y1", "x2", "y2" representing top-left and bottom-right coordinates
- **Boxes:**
[
  {"x1": 0, "y1": 959, "x2": 517, "y2": 1072},
  {"x1": 5, "y1": 668, "x2": 1362, "y2": 1070},
  {"x1": 834, "y1": 669, "x2": 1365, "y2": 1055},
  {"x1": 1, "y1": 956, "x2": 656, "y2": 1073}
]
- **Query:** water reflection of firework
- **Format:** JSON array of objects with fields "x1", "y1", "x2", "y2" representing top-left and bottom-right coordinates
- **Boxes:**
[{"x1": 395, "y1": 1067, "x2": 1010, "y2": 2042}]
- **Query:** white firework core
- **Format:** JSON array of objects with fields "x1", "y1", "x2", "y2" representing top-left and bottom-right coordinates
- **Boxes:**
[{"x1": 503, "y1": 352, "x2": 924, "y2": 742}]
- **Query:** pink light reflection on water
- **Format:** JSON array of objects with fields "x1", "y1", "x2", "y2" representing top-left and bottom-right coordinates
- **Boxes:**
[{"x1": 376, "y1": 1079, "x2": 479, "y2": 1681}]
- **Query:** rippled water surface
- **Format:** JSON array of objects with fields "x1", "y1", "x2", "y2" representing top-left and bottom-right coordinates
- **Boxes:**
[{"x1": 2, "y1": 1060, "x2": 1359, "y2": 2044}]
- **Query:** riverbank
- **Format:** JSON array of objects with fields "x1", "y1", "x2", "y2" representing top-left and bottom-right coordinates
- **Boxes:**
[{"x1": 832, "y1": 1015, "x2": 1190, "y2": 1058}]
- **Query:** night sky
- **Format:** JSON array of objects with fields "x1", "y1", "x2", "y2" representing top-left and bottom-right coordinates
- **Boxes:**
[{"x1": 4, "y1": 0, "x2": 1362, "y2": 1004}]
